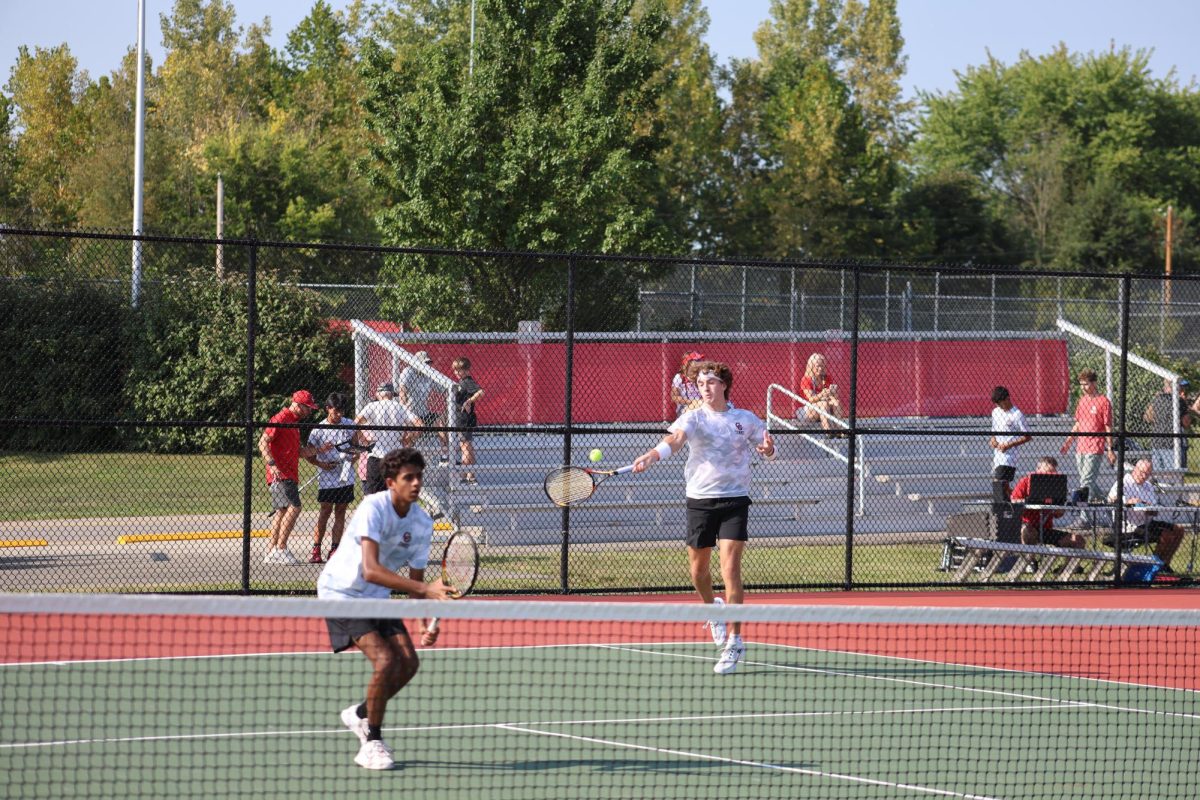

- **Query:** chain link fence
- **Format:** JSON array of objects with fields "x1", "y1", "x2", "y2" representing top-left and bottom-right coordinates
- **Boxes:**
[{"x1": 3, "y1": 227, "x2": 1199, "y2": 594}]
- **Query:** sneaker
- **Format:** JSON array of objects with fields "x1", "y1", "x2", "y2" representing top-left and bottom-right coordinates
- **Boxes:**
[
  {"x1": 703, "y1": 597, "x2": 727, "y2": 647},
  {"x1": 438, "y1": 454, "x2": 450, "y2": 466},
  {"x1": 262, "y1": 549, "x2": 281, "y2": 564},
  {"x1": 354, "y1": 739, "x2": 395, "y2": 770},
  {"x1": 460, "y1": 476, "x2": 478, "y2": 485},
  {"x1": 275, "y1": 549, "x2": 301, "y2": 565},
  {"x1": 340, "y1": 705, "x2": 369, "y2": 746},
  {"x1": 329, "y1": 543, "x2": 338, "y2": 557},
  {"x1": 714, "y1": 634, "x2": 746, "y2": 675},
  {"x1": 309, "y1": 546, "x2": 324, "y2": 564}
]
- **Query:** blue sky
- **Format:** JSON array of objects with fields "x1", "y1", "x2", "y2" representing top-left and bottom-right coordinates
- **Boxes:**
[{"x1": 2, "y1": 1, "x2": 1198, "y2": 101}]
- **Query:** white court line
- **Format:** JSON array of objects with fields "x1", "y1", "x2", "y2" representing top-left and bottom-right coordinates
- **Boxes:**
[
  {"x1": 495, "y1": 723, "x2": 1006, "y2": 800},
  {"x1": 0, "y1": 702, "x2": 1073, "y2": 750},
  {"x1": 597, "y1": 643, "x2": 1200, "y2": 722}
]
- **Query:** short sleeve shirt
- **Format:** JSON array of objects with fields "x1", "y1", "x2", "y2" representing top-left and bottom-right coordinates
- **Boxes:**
[
  {"x1": 671, "y1": 374, "x2": 701, "y2": 415},
  {"x1": 358, "y1": 399, "x2": 419, "y2": 458},
  {"x1": 991, "y1": 405, "x2": 1028, "y2": 468},
  {"x1": 264, "y1": 407, "x2": 302, "y2": 483},
  {"x1": 1073, "y1": 394, "x2": 1112, "y2": 455},
  {"x1": 453, "y1": 375, "x2": 482, "y2": 427},
  {"x1": 1011, "y1": 473, "x2": 1056, "y2": 530},
  {"x1": 799, "y1": 374, "x2": 830, "y2": 401},
  {"x1": 667, "y1": 406, "x2": 768, "y2": 499},
  {"x1": 400, "y1": 367, "x2": 437, "y2": 417},
  {"x1": 316, "y1": 491, "x2": 434, "y2": 599},
  {"x1": 1108, "y1": 475, "x2": 1159, "y2": 528},
  {"x1": 307, "y1": 417, "x2": 356, "y2": 490}
]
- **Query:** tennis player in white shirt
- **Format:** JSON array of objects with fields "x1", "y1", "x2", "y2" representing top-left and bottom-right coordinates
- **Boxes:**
[{"x1": 632, "y1": 360, "x2": 776, "y2": 675}]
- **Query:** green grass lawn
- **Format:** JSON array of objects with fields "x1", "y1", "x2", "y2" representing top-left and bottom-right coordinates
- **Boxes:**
[{"x1": 1, "y1": 451, "x2": 250, "y2": 520}]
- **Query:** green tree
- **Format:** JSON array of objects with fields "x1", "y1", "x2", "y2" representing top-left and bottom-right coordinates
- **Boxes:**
[
  {"x1": 915, "y1": 45, "x2": 1200, "y2": 273},
  {"x1": 361, "y1": 0, "x2": 682, "y2": 330},
  {"x1": 4, "y1": 44, "x2": 90, "y2": 226}
]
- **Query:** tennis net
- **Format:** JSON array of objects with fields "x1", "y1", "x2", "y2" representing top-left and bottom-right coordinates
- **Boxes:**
[{"x1": 1, "y1": 594, "x2": 1197, "y2": 799}]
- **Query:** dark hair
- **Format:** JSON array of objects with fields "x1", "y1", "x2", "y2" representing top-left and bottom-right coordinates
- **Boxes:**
[
  {"x1": 381, "y1": 447, "x2": 425, "y2": 480},
  {"x1": 1037, "y1": 456, "x2": 1058, "y2": 470},
  {"x1": 453, "y1": 356, "x2": 471, "y2": 371},
  {"x1": 1078, "y1": 369, "x2": 1098, "y2": 383},
  {"x1": 326, "y1": 391, "x2": 347, "y2": 411},
  {"x1": 990, "y1": 386, "x2": 1010, "y2": 404}
]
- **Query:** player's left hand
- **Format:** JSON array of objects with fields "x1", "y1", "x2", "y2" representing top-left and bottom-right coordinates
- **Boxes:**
[
  {"x1": 756, "y1": 430, "x2": 775, "y2": 457},
  {"x1": 420, "y1": 623, "x2": 440, "y2": 647}
]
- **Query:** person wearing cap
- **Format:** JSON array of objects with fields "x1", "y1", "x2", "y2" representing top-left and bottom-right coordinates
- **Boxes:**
[
  {"x1": 398, "y1": 350, "x2": 449, "y2": 463},
  {"x1": 670, "y1": 351, "x2": 704, "y2": 418},
  {"x1": 1144, "y1": 378, "x2": 1194, "y2": 469},
  {"x1": 259, "y1": 390, "x2": 324, "y2": 565},
  {"x1": 353, "y1": 382, "x2": 422, "y2": 495}
]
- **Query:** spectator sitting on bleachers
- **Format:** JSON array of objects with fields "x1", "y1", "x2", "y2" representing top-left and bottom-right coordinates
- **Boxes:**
[
  {"x1": 1010, "y1": 456, "x2": 1085, "y2": 549},
  {"x1": 1106, "y1": 458, "x2": 1185, "y2": 574}
]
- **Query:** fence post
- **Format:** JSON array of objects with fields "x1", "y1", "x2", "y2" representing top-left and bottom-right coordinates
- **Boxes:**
[
  {"x1": 560, "y1": 255, "x2": 577, "y2": 593},
  {"x1": 844, "y1": 264, "x2": 862, "y2": 590},
  {"x1": 1114, "y1": 275, "x2": 1132, "y2": 585},
  {"x1": 241, "y1": 239, "x2": 259, "y2": 594}
]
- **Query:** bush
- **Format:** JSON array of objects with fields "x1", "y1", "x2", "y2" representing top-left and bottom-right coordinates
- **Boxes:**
[
  {"x1": 125, "y1": 269, "x2": 352, "y2": 453},
  {"x1": 0, "y1": 278, "x2": 131, "y2": 450}
]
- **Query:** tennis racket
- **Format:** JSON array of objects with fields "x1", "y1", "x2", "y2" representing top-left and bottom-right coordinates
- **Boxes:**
[
  {"x1": 427, "y1": 531, "x2": 481, "y2": 633},
  {"x1": 543, "y1": 465, "x2": 634, "y2": 507}
]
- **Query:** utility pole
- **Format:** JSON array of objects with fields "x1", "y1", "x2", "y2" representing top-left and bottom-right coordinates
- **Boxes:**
[
  {"x1": 131, "y1": 0, "x2": 146, "y2": 307},
  {"x1": 216, "y1": 174, "x2": 224, "y2": 279}
]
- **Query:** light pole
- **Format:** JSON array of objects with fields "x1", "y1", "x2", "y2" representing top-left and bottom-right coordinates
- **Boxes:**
[
  {"x1": 469, "y1": 0, "x2": 476, "y2": 77},
  {"x1": 131, "y1": 0, "x2": 146, "y2": 307}
]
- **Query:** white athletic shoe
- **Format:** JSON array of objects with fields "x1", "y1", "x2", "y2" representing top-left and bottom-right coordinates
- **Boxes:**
[
  {"x1": 341, "y1": 705, "x2": 369, "y2": 745},
  {"x1": 714, "y1": 634, "x2": 745, "y2": 675},
  {"x1": 354, "y1": 739, "x2": 395, "y2": 770},
  {"x1": 703, "y1": 597, "x2": 727, "y2": 647},
  {"x1": 262, "y1": 549, "x2": 281, "y2": 564},
  {"x1": 275, "y1": 548, "x2": 302, "y2": 565}
]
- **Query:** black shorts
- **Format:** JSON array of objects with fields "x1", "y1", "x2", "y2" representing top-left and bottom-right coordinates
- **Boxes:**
[
  {"x1": 317, "y1": 485, "x2": 355, "y2": 506},
  {"x1": 365, "y1": 456, "x2": 386, "y2": 495},
  {"x1": 1134, "y1": 520, "x2": 1175, "y2": 543},
  {"x1": 420, "y1": 411, "x2": 439, "y2": 427},
  {"x1": 268, "y1": 479, "x2": 301, "y2": 510},
  {"x1": 685, "y1": 496, "x2": 751, "y2": 549},
  {"x1": 325, "y1": 617, "x2": 409, "y2": 654},
  {"x1": 1041, "y1": 528, "x2": 1076, "y2": 547},
  {"x1": 992, "y1": 465, "x2": 1016, "y2": 483}
]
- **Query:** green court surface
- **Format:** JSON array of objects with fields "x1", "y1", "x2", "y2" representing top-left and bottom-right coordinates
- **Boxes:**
[{"x1": 2, "y1": 637, "x2": 1196, "y2": 800}]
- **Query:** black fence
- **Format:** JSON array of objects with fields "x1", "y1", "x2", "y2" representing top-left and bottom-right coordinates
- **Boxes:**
[{"x1": 3, "y1": 226, "x2": 1199, "y2": 594}]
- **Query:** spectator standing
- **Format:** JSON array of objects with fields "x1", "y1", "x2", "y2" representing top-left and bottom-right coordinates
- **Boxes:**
[
  {"x1": 989, "y1": 386, "x2": 1032, "y2": 496},
  {"x1": 399, "y1": 351, "x2": 450, "y2": 464},
  {"x1": 451, "y1": 357, "x2": 484, "y2": 484},
  {"x1": 1061, "y1": 369, "x2": 1115, "y2": 507},
  {"x1": 306, "y1": 392, "x2": 357, "y2": 564},
  {"x1": 1144, "y1": 378, "x2": 1193, "y2": 469},
  {"x1": 259, "y1": 390, "x2": 322, "y2": 564},
  {"x1": 354, "y1": 383, "x2": 421, "y2": 495}
]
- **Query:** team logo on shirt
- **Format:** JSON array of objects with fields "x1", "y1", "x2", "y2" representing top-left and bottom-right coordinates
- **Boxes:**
[
  {"x1": 402, "y1": 531, "x2": 412, "y2": 544},
  {"x1": 735, "y1": 423, "x2": 744, "y2": 433}
]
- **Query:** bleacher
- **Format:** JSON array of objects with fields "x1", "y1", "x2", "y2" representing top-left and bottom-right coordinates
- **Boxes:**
[{"x1": 420, "y1": 415, "x2": 1160, "y2": 547}]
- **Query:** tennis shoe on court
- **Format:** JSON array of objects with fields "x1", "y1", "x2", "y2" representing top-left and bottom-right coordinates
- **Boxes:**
[
  {"x1": 704, "y1": 597, "x2": 727, "y2": 647},
  {"x1": 262, "y1": 549, "x2": 282, "y2": 564},
  {"x1": 714, "y1": 634, "x2": 745, "y2": 675},
  {"x1": 354, "y1": 739, "x2": 395, "y2": 770},
  {"x1": 309, "y1": 546, "x2": 324, "y2": 564},
  {"x1": 340, "y1": 705, "x2": 370, "y2": 745}
]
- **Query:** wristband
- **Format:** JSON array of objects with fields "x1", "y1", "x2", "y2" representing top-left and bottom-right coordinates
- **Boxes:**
[{"x1": 654, "y1": 442, "x2": 673, "y2": 461}]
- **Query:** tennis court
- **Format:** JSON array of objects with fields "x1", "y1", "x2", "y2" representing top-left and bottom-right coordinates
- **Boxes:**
[{"x1": 1, "y1": 596, "x2": 1197, "y2": 800}]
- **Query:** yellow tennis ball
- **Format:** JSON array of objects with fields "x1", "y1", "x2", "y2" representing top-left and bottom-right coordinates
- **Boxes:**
[{"x1": 588, "y1": 448, "x2": 603, "y2": 463}]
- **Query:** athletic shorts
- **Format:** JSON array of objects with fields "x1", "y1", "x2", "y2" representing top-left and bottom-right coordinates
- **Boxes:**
[
  {"x1": 317, "y1": 485, "x2": 355, "y2": 506},
  {"x1": 992, "y1": 465, "x2": 1016, "y2": 483},
  {"x1": 325, "y1": 617, "x2": 409, "y2": 654},
  {"x1": 685, "y1": 496, "x2": 751, "y2": 549},
  {"x1": 1133, "y1": 520, "x2": 1175, "y2": 543},
  {"x1": 268, "y1": 479, "x2": 300, "y2": 510},
  {"x1": 365, "y1": 456, "x2": 386, "y2": 495},
  {"x1": 420, "y1": 411, "x2": 439, "y2": 427},
  {"x1": 1041, "y1": 527, "x2": 1075, "y2": 547}
]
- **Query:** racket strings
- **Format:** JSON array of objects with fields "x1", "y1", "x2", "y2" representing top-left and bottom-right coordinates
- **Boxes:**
[
  {"x1": 442, "y1": 541, "x2": 477, "y2": 591},
  {"x1": 545, "y1": 468, "x2": 595, "y2": 506}
]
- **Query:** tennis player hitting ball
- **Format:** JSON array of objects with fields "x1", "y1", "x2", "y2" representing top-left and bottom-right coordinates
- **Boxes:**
[
  {"x1": 632, "y1": 360, "x2": 775, "y2": 675},
  {"x1": 317, "y1": 447, "x2": 457, "y2": 770}
]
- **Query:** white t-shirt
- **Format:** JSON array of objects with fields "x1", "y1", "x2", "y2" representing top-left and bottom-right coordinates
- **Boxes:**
[
  {"x1": 307, "y1": 417, "x2": 356, "y2": 490},
  {"x1": 991, "y1": 405, "x2": 1028, "y2": 469},
  {"x1": 668, "y1": 405, "x2": 768, "y2": 499},
  {"x1": 357, "y1": 398, "x2": 419, "y2": 458},
  {"x1": 1108, "y1": 475, "x2": 1159, "y2": 528},
  {"x1": 400, "y1": 367, "x2": 437, "y2": 417},
  {"x1": 317, "y1": 490, "x2": 434, "y2": 599}
]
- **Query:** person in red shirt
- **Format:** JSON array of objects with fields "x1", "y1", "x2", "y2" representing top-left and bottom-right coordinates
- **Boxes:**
[
  {"x1": 1060, "y1": 369, "x2": 1115, "y2": 505},
  {"x1": 797, "y1": 352, "x2": 843, "y2": 436},
  {"x1": 259, "y1": 389, "x2": 322, "y2": 565},
  {"x1": 1010, "y1": 456, "x2": 1084, "y2": 548}
]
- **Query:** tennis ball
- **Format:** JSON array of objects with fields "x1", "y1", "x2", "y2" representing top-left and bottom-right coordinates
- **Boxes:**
[{"x1": 588, "y1": 448, "x2": 603, "y2": 463}]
